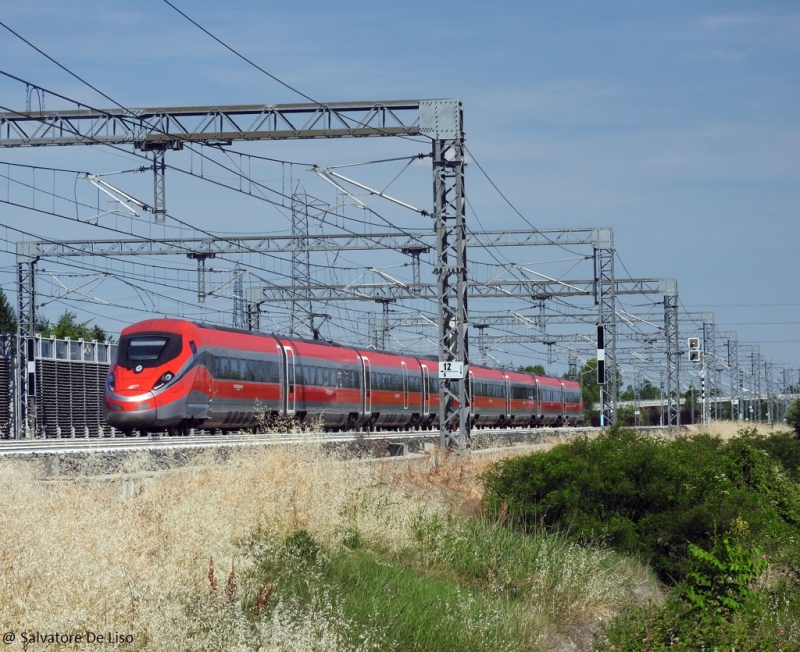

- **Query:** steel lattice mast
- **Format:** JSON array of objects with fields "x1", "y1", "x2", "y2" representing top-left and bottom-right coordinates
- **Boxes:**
[
  {"x1": 662, "y1": 279, "x2": 680, "y2": 427},
  {"x1": 425, "y1": 101, "x2": 469, "y2": 448},
  {"x1": 594, "y1": 228, "x2": 617, "y2": 425}
]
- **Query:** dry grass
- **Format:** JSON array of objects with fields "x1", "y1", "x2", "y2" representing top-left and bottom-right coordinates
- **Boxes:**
[
  {"x1": 684, "y1": 419, "x2": 784, "y2": 440},
  {"x1": 378, "y1": 443, "x2": 567, "y2": 518},
  {"x1": 0, "y1": 445, "x2": 445, "y2": 649},
  {"x1": 0, "y1": 441, "x2": 661, "y2": 651}
]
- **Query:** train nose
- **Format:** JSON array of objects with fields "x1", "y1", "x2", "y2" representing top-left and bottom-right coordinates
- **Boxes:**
[{"x1": 104, "y1": 391, "x2": 158, "y2": 430}]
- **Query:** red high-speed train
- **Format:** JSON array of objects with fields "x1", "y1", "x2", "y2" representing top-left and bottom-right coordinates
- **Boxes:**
[{"x1": 103, "y1": 318, "x2": 584, "y2": 434}]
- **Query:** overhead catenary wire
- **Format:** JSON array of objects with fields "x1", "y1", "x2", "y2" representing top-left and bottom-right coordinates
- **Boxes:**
[
  {"x1": 2, "y1": 20, "x2": 769, "y2": 381},
  {"x1": 0, "y1": 24, "x2": 599, "y2": 335},
  {"x1": 147, "y1": 3, "x2": 608, "y2": 343},
  {"x1": 158, "y1": 0, "x2": 430, "y2": 148},
  {"x1": 0, "y1": 98, "x2": 596, "y2": 356}
]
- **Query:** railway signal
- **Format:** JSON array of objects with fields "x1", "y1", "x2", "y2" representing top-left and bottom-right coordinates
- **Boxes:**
[{"x1": 688, "y1": 337, "x2": 701, "y2": 362}]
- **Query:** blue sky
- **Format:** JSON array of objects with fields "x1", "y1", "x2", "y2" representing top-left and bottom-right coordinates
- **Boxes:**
[{"x1": 0, "y1": 1, "x2": 798, "y2": 390}]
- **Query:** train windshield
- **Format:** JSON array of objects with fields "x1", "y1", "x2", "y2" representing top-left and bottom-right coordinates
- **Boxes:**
[
  {"x1": 117, "y1": 332, "x2": 183, "y2": 369},
  {"x1": 129, "y1": 337, "x2": 169, "y2": 361}
]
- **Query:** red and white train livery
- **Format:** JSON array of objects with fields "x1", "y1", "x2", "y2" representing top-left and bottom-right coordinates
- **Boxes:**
[{"x1": 103, "y1": 318, "x2": 583, "y2": 433}]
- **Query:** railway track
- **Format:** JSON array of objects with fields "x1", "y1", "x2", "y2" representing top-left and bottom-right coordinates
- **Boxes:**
[{"x1": 0, "y1": 426, "x2": 600, "y2": 457}]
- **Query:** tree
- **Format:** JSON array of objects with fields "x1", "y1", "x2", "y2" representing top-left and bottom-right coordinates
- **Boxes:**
[
  {"x1": 786, "y1": 398, "x2": 800, "y2": 437},
  {"x1": 518, "y1": 364, "x2": 546, "y2": 375},
  {"x1": 0, "y1": 288, "x2": 16, "y2": 334},
  {"x1": 621, "y1": 384, "x2": 635, "y2": 401},
  {"x1": 36, "y1": 310, "x2": 110, "y2": 343},
  {"x1": 621, "y1": 378, "x2": 660, "y2": 401},
  {"x1": 578, "y1": 359, "x2": 602, "y2": 408}
]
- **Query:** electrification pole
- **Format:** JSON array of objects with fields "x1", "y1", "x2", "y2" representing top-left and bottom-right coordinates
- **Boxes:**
[{"x1": 426, "y1": 100, "x2": 470, "y2": 450}]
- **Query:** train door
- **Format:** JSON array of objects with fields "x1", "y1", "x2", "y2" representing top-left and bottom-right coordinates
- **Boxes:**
[
  {"x1": 504, "y1": 374, "x2": 511, "y2": 419},
  {"x1": 535, "y1": 378, "x2": 542, "y2": 422},
  {"x1": 559, "y1": 380, "x2": 566, "y2": 422},
  {"x1": 280, "y1": 345, "x2": 296, "y2": 416},
  {"x1": 361, "y1": 356, "x2": 372, "y2": 417},
  {"x1": 468, "y1": 371, "x2": 475, "y2": 416},
  {"x1": 275, "y1": 345, "x2": 284, "y2": 413},
  {"x1": 401, "y1": 361, "x2": 409, "y2": 409},
  {"x1": 421, "y1": 364, "x2": 430, "y2": 416}
]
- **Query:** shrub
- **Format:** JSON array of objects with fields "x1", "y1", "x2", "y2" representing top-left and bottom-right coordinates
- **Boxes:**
[
  {"x1": 743, "y1": 428, "x2": 800, "y2": 482},
  {"x1": 595, "y1": 535, "x2": 800, "y2": 651},
  {"x1": 681, "y1": 534, "x2": 766, "y2": 620},
  {"x1": 786, "y1": 398, "x2": 800, "y2": 436},
  {"x1": 481, "y1": 427, "x2": 800, "y2": 583}
]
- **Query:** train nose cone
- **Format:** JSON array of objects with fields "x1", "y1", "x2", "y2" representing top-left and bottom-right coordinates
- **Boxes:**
[{"x1": 104, "y1": 391, "x2": 158, "y2": 430}]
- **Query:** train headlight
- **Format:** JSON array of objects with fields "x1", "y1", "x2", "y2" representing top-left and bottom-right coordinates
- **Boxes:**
[
  {"x1": 107, "y1": 373, "x2": 115, "y2": 391},
  {"x1": 152, "y1": 371, "x2": 175, "y2": 390}
]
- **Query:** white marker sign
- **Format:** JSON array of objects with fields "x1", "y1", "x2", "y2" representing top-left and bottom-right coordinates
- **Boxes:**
[{"x1": 438, "y1": 361, "x2": 465, "y2": 379}]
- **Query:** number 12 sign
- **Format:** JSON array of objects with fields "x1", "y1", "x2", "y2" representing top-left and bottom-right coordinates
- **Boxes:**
[{"x1": 438, "y1": 361, "x2": 465, "y2": 379}]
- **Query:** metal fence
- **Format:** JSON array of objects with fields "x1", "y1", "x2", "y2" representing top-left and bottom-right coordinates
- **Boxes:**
[{"x1": 0, "y1": 334, "x2": 117, "y2": 438}]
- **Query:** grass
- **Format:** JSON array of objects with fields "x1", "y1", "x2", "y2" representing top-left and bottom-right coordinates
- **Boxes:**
[
  {"x1": 685, "y1": 419, "x2": 783, "y2": 440},
  {"x1": 0, "y1": 443, "x2": 661, "y2": 650}
]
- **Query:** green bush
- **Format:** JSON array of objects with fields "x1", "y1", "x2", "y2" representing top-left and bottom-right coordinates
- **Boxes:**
[
  {"x1": 681, "y1": 535, "x2": 766, "y2": 619},
  {"x1": 786, "y1": 398, "x2": 800, "y2": 436},
  {"x1": 743, "y1": 427, "x2": 800, "y2": 481},
  {"x1": 594, "y1": 588, "x2": 800, "y2": 651},
  {"x1": 595, "y1": 536, "x2": 800, "y2": 651},
  {"x1": 481, "y1": 427, "x2": 800, "y2": 583}
]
